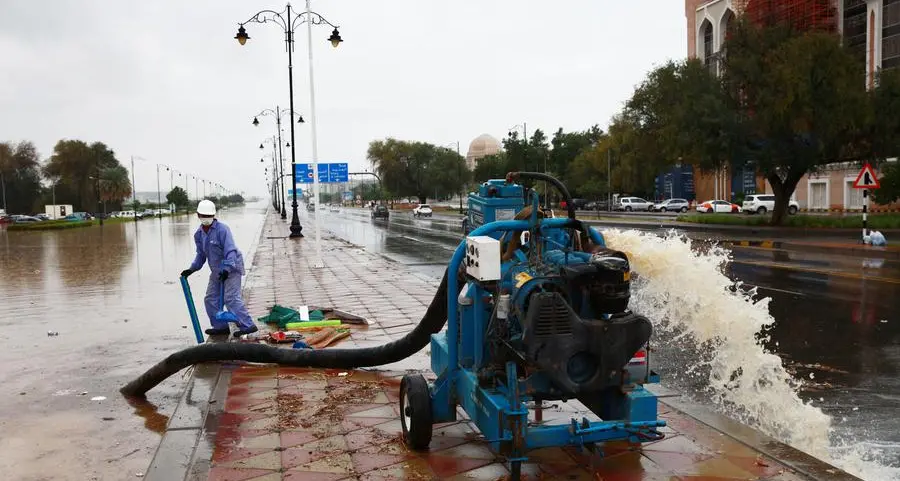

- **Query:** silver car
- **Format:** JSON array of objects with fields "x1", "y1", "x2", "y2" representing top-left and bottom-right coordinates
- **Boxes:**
[
  {"x1": 651, "y1": 198, "x2": 689, "y2": 213},
  {"x1": 616, "y1": 197, "x2": 654, "y2": 212}
]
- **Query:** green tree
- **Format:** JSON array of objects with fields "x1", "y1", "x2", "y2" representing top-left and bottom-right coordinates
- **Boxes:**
[
  {"x1": 721, "y1": 21, "x2": 868, "y2": 224},
  {"x1": 166, "y1": 186, "x2": 189, "y2": 208},
  {"x1": 44, "y1": 140, "x2": 122, "y2": 212},
  {"x1": 98, "y1": 165, "x2": 132, "y2": 205},
  {"x1": 872, "y1": 163, "x2": 900, "y2": 205},
  {"x1": 472, "y1": 153, "x2": 509, "y2": 183},
  {"x1": 0, "y1": 141, "x2": 44, "y2": 214},
  {"x1": 367, "y1": 138, "x2": 469, "y2": 204},
  {"x1": 550, "y1": 126, "x2": 603, "y2": 188}
]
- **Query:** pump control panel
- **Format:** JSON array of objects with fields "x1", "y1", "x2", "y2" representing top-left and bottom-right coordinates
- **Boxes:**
[{"x1": 465, "y1": 235, "x2": 502, "y2": 281}]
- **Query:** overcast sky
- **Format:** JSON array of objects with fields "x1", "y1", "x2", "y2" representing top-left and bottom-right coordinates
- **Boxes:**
[{"x1": 0, "y1": 1, "x2": 686, "y2": 197}]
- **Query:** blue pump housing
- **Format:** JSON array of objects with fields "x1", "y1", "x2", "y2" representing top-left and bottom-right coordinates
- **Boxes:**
[{"x1": 464, "y1": 179, "x2": 525, "y2": 237}]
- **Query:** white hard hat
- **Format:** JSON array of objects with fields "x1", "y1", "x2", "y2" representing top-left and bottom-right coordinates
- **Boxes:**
[{"x1": 197, "y1": 199, "x2": 216, "y2": 216}]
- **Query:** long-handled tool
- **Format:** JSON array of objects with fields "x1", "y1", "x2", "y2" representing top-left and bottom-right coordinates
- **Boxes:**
[
  {"x1": 215, "y1": 280, "x2": 239, "y2": 326},
  {"x1": 179, "y1": 276, "x2": 204, "y2": 344}
]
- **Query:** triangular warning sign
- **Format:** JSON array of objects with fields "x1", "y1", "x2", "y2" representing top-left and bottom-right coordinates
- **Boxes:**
[{"x1": 853, "y1": 163, "x2": 880, "y2": 189}]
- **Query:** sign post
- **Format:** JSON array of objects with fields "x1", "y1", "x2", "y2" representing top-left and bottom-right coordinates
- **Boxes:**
[{"x1": 852, "y1": 163, "x2": 881, "y2": 241}]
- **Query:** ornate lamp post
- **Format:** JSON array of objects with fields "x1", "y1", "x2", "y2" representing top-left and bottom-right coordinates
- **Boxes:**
[{"x1": 235, "y1": 1, "x2": 342, "y2": 244}]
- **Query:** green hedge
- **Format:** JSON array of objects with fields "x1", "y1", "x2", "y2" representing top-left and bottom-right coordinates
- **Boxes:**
[
  {"x1": 677, "y1": 213, "x2": 900, "y2": 229},
  {"x1": 8, "y1": 220, "x2": 93, "y2": 231}
]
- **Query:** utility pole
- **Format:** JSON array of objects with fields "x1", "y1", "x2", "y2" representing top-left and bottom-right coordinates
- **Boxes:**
[
  {"x1": 0, "y1": 171, "x2": 6, "y2": 213},
  {"x1": 131, "y1": 156, "x2": 138, "y2": 222},
  {"x1": 607, "y1": 148, "x2": 611, "y2": 212},
  {"x1": 156, "y1": 164, "x2": 162, "y2": 218}
]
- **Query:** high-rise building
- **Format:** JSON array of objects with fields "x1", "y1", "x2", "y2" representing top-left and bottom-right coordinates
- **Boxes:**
[{"x1": 679, "y1": 0, "x2": 898, "y2": 211}]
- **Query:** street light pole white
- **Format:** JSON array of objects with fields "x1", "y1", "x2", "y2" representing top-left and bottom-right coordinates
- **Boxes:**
[{"x1": 306, "y1": 0, "x2": 324, "y2": 268}]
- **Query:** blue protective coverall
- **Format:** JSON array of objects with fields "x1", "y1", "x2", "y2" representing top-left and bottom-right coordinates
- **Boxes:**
[{"x1": 189, "y1": 219, "x2": 254, "y2": 330}]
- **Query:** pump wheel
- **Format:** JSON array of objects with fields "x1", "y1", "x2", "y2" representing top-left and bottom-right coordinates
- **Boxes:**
[{"x1": 400, "y1": 374, "x2": 433, "y2": 450}]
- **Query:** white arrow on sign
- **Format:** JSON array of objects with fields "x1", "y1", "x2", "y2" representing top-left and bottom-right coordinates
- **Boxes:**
[{"x1": 853, "y1": 163, "x2": 880, "y2": 189}]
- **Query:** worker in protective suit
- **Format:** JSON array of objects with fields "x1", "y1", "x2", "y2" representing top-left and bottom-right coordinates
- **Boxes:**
[{"x1": 180, "y1": 200, "x2": 258, "y2": 337}]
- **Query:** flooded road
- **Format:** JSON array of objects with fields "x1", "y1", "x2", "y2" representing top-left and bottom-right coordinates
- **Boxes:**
[
  {"x1": 0, "y1": 202, "x2": 266, "y2": 481},
  {"x1": 320, "y1": 207, "x2": 900, "y2": 476}
]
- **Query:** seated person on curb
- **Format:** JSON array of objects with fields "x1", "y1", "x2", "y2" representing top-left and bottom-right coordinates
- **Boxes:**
[{"x1": 180, "y1": 200, "x2": 258, "y2": 337}]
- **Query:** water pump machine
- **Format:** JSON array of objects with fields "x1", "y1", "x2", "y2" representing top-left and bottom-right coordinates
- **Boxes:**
[{"x1": 399, "y1": 172, "x2": 665, "y2": 478}]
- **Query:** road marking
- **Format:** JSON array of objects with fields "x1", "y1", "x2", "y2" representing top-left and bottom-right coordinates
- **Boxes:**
[{"x1": 732, "y1": 259, "x2": 900, "y2": 285}]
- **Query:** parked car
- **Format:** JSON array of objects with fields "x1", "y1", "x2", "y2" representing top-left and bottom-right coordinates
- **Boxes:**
[
  {"x1": 697, "y1": 200, "x2": 742, "y2": 213},
  {"x1": 651, "y1": 198, "x2": 690, "y2": 213},
  {"x1": 615, "y1": 197, "x2": 654, "y2": 212},
  {"x1": 64, "y1": 212, "x2": 93, "y2": 221},
  {"x1": 584, "y1": 200, "x2": 609, "y2": 211},
  {"x1": 413, "y1": 204, "x2": 433, "y2": 218},
  {"x1": 306, "y1": 203, "x2": 316, "y2": 212},
  {"x1": 741, "y1": 194, "x2": 799, "y2": 215},
  {"x1": 33, "y1": 213, "x2": 50, "y2": 221},
  {"x1": 371, "y1": 204, "x2": 390, "y2": 220},
  {"x1": 12, "y1": 215, "x2": 41, "y2": 223}
]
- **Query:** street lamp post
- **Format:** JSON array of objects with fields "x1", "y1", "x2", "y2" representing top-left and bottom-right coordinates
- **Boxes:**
[
  {"x1": 235, "y1": 2, "x2": 342, "y2": 246},
  {"x1": 253, "y1": 107, "x2": 304, "y2": 220}
]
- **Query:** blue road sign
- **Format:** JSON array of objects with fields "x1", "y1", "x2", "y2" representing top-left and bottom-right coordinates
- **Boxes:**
[
  {"x1": 329, "y1": 163, "x2": 349, "y2": 183},
  {"x1": 287, "y1": 187, "x2": 303, "y2": 196},
  {"x1": 342, "y1": 191, "x2": 353, "y2": 201},
  {"x1": 294, "y1": 163, "x2": 349, "y2": 184}
]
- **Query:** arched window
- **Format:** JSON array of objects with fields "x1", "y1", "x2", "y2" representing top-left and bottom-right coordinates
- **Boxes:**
[{"x1": 701, "y1": 20, "x2": 715, "y2": 71}]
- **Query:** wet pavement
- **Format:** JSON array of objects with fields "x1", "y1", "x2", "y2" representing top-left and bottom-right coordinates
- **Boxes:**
[
  {"x1": 147, "y1": 210, "x2": 855, "y2": 481},
  {"x1": 0, "y1": 202, "x2": 267, "y2": 480},
  {"x1": 321, "y1": 207, "x2": 900, "y2": 472}
]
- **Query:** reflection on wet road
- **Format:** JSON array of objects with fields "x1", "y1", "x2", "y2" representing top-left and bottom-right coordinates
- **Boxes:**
[
  {"x1": 319, "y1": 207, "x2": 900, "y2": 464},
  {"x1": 0, "y1": 203, "x2": 266, "y2": 480}
]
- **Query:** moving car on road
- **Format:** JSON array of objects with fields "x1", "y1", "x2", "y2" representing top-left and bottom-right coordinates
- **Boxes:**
[
  {"x1": 697, "y1": 200, "x2": 742, "y2": 213},
  {"x1": 413, "y1": 204, "x2": 433, "y2": 218},
  {"x1": 742, "y1": 194, "x2": 800, "y2": 215},
  {"x1": 371, "y1": 204, "x2": 389, "y2": 220},
  {"x1": 651, "y1": 198, "x2": 689, "y2": 213},
  {"x1": 306, "y1": 202, "x2": 316, "y2": 212},
  {"x1": 615, "y1": 197, "x2": 654, "y2": 212}
]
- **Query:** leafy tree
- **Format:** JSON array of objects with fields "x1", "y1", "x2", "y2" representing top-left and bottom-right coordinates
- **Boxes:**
[
  {"x1": 870, "y1": 68, "x2": 900, "y2": 160},
  {"x1": 472, "y1": 153, "x2": 509, "y2": 183},
  {"x1": 166, "y1": 186, "x2": 189, "y2": 208},
  {"x1": 550, "y1": 126, "x2": 603, "y2": 186},
  {"x1": 0, "y1": 141, "x2": 43, "y2": 214},
  {"x1": 44, "y1": 140, "x2": 122, "y2": 212},
  {"x1": 872, "y1": 162, "x2": 900, "y2": 205},
  {"x1": 367, "y1": 138, "x2": 469, "y2": 204},
  {"x1": 721, "y1": 21, "x2": 868, "y2": 224},
  {"x1": 503, "y1": 130, "x2": 550, "y2": 176}
]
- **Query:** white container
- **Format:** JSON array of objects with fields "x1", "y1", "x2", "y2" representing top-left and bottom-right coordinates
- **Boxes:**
[
  {"x1": 45, "y1": 204, "x2": 74, "y2": 220},
  {"x1": 465, "y1": 235, "x2": 501, "y2": 281}
]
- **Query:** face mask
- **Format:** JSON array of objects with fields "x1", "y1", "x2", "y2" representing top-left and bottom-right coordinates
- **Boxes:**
[{"x1": 200, "y1": 218, "x2": 214, "y2": 226}]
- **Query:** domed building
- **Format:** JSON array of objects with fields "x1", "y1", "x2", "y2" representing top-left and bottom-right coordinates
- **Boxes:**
[{"x1": 465, "y1": 134, "x2": 502, "y2": 170}]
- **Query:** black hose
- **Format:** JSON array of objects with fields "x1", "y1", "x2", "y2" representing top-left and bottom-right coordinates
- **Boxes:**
[
  {"x1": 121, "y1": 268, "x2": 451, "y2": 397},
  {"x1": 505, "y1": 171, "x2": 576, "y2": 220}
]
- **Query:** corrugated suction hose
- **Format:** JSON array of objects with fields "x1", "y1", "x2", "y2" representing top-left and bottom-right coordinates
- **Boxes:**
[{"x1": 121, "y1": 268, "x2": 450, "y2": 397}]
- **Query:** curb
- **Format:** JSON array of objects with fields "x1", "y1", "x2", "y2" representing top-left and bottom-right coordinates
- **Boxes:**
[
  {"x1": 584, "y1": 219, "x2": 900, "y2": 239},
  {"x1": 659, "y1": 393, "x2": 862, "y2": 481},
  {"x1": 726, "y1": 239, "x2": 900, "y2": 260}
]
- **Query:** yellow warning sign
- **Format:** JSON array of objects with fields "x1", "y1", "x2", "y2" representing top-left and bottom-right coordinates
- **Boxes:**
[{"x1": 515, "y1": 272, "x2": 533, "y2": 288}]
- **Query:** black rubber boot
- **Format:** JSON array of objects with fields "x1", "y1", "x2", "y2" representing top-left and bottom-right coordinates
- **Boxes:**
[
  {"x1": 205, "y1": 327, "x2": 230, "y2": 336},
  {"x1": 233, "y1": 325, "x2": 259, "y2": 337}
]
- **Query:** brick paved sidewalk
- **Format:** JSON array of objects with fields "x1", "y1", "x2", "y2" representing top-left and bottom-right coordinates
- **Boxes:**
[{"x1": 146, "y1": 211, "x2": 857, "y2": 481}]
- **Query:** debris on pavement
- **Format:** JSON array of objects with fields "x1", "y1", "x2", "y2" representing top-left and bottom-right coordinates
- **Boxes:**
[
  {"x1": 47, "y1": 331, "x2": 59, "y2": 337},
  {"x1": 91, "y1": 396, "x2": 106, "y2": 401}
]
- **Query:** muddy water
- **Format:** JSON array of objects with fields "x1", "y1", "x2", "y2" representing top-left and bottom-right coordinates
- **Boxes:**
[{"x1": 0, "y1": 203, "x2": 267, "y2": 481}]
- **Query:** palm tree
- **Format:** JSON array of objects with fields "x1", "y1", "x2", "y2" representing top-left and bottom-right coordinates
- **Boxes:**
[{"x1": 99, "y1": 165, "x2": 132, "y2": 203}]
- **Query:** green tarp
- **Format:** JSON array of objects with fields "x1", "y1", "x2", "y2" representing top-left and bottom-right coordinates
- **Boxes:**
[{"x1": 256, "y1": 305, "x2": 325, "y2": 329}]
